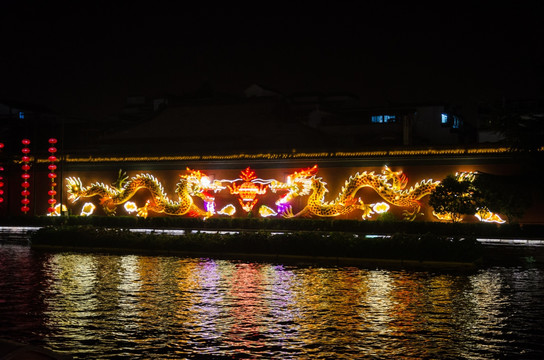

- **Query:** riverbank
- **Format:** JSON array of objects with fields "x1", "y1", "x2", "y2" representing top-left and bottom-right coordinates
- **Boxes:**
[{"x1": 28, "y1": 225, "x2": 487, "y2": 269}]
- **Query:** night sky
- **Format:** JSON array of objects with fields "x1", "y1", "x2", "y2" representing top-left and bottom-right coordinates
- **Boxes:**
[{"x1": 2, "y1": 2, "x2": 543, "y2": 120}]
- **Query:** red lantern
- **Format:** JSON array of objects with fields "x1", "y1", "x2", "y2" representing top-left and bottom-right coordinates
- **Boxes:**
[
  {"x1": 21, "y1": 140, "x2": 31, "y2": 213},
  {"x1": 47, "y1": 139, "x2": 59, "y2": 215}
]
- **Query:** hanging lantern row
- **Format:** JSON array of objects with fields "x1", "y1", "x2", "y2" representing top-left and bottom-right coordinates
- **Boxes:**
[
  {"x1": 0, "y1": 142, "x2": 4, "y2": 204},
  {"x1": 47, "y1": 138, "x2": 58, "y2": 214},
  {"x1": 21, "y1": 139, "x2": 31, "y2": 214}
]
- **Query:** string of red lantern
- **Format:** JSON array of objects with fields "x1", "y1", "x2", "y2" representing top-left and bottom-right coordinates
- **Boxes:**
[
  {"x1": 47, "y1": 138, "x2": 58, "y2": 214},
  {"x1": 21, "y1": 139, "x2": 31, "y2": 213},
  {"x1": 0, "y1": 142, "x2": 4, "y2": 204}
]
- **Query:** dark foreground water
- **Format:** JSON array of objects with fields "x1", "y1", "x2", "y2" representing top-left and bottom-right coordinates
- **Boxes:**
[{"x1": 1, "y1": 244, "x2": 543, "y2": 359}]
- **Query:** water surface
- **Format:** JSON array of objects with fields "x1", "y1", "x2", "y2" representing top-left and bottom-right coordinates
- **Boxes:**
[{"x1": 1, "y1": 244, "x2": 543, "y2": 359}]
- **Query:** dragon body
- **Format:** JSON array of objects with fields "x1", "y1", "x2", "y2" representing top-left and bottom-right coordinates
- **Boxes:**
[
  {"x1": 274, "y1": 166, "x2": 439, "y2": 220},
  {"x1": 66, "y1": 171, "x2": 217, "y2": 218},
  {"x1": 65, "y1": 166, "x2": 503, "y2": 222}
]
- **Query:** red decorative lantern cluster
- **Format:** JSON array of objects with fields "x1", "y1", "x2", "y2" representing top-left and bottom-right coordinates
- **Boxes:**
[
  {"x1": 21, "y1": 139, "x2": 31, "y2": 213},
  {"x1": 0, "y1": 142, "x2": 4, "y2": 204},
  {"x1": 47, "y1": 138, "x2": 58, "y2": 214}
]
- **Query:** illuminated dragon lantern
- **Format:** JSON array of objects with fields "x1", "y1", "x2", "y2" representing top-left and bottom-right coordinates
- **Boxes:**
[
  {"x1": 270, "y1": 165, "x2": 439, "y2": 220},
  {"x1": 66, "y1": 169, "x2": 224, "y2": 218},
  {"x1": 64, "y1": 165, "x2": 506, "y2": 223}
]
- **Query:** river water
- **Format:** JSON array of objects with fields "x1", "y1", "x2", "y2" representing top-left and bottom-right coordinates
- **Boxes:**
[{"x1": 1, "y1": 244, "x2": 543, "y2": 359}]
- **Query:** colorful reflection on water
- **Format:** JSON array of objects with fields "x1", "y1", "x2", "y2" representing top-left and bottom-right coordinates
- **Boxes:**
[{"x1": 1, "y1": 244, "x2": 543, "y2": 359}]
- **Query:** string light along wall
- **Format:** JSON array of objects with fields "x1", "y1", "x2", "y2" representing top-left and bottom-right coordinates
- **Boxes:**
[
  {"x1": 21, "y1": 139, "x2": 31, "y2": 214},
  {"x1": 47, "y1": 138, "x2": 58, "y2": 214}
]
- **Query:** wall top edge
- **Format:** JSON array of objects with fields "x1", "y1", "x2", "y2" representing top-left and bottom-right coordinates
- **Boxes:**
[{"x1": 28, "y1": 147, "x2": 541, "y2": 164}]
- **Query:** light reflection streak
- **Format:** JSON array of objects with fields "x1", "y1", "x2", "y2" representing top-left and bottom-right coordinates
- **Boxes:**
[
  {"x1": 43, "y1": 254, "x2": 99, "y2": 340},
  {"x1": 224, "y1": 263, "x2": 267, "y2": 356},
  {"x1": 23, "y1": 251, "x2": 541, "y2": 359}
]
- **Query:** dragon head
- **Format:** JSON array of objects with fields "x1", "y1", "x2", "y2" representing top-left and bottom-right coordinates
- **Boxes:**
[
  {"x1": 270, "y1": 165, "x2": 319, "y2": 207},
  {"x1": 66, "y1": 177, "x2": 84, "y2": 202},
  {"x1": 181, "y1": 168, "x2": 225, "y2": 197},
  {"x1": 381, "y1": 166, "x2": 408, "y2": 190}
]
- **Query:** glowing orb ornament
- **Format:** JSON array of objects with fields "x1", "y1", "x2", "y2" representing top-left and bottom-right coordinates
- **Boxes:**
[
  {"x1": 372, "y1": 202, "x2": 390, "y2": 213},
  {"x1": 124, "y1": 201, "x2": 138, "y2": 213},
  {"x1": 81, "y1": 202, "x2": 96, "y2": 216}
]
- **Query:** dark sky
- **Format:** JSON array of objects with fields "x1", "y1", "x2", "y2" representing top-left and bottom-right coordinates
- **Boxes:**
[{"x1": 2, "y1": 2, "x2": 543, "y2": 119}]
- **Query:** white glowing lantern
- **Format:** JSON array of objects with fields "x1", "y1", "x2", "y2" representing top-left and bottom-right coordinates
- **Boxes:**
[
  {"x1": 47, "y1": 203, "x2": 67, "y2": 216},
  {"x1": 81, "y1": 202, "x2": 96, "y2": 216},
  {"x1": 124, "y1": 201, "x2": 138, "y2": 213},
  {"x1": 372, "y1": 202, "x2": 390, "y2": 214}
]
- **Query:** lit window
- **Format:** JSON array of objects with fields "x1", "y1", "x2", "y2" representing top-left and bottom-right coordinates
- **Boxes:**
[
  {"x1": 19, "y1": 111, "x2": 24, "y2": 119},
  {"x1": 452, "y1": 115, "x2": 460, "y2": 129},
  {"x1": 372, "y1": 115, "x2": 396, "y2": 123},
  {"x1": 442, "y1": 113, "x2": 461, "y2": 128}
]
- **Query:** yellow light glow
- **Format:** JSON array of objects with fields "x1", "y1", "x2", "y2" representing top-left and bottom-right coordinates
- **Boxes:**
[
  {"x1": 124, "y1": 202, "x2": 138, "y2": 213},
  {"x1": 81, "y1": 202, "x2": 96, "y2": 216},
  {"x1": 433, "y1": 211, "x2": 454, "y2": 221},
  {"x1": 258, "y1": 205, "x2": 277, "y2": 217},
  {"x1": 47, "y1": 203, "x2": 67, "y2": 216},
  {"x1": 372, "y1": 202, "x2": 390, "y2": 213},
  {"x1": 475, "y1": 209, "x2": 506, "y2": 224},
  {"x1": 32, "y1": 146, "x2": 524, "y2": 165},
  {"x1": 218, "y1": 204, "x2": 236, "y2": 216},
  {"x1": 61, "y1": 165, "x2": 512, "y2": 223}
]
